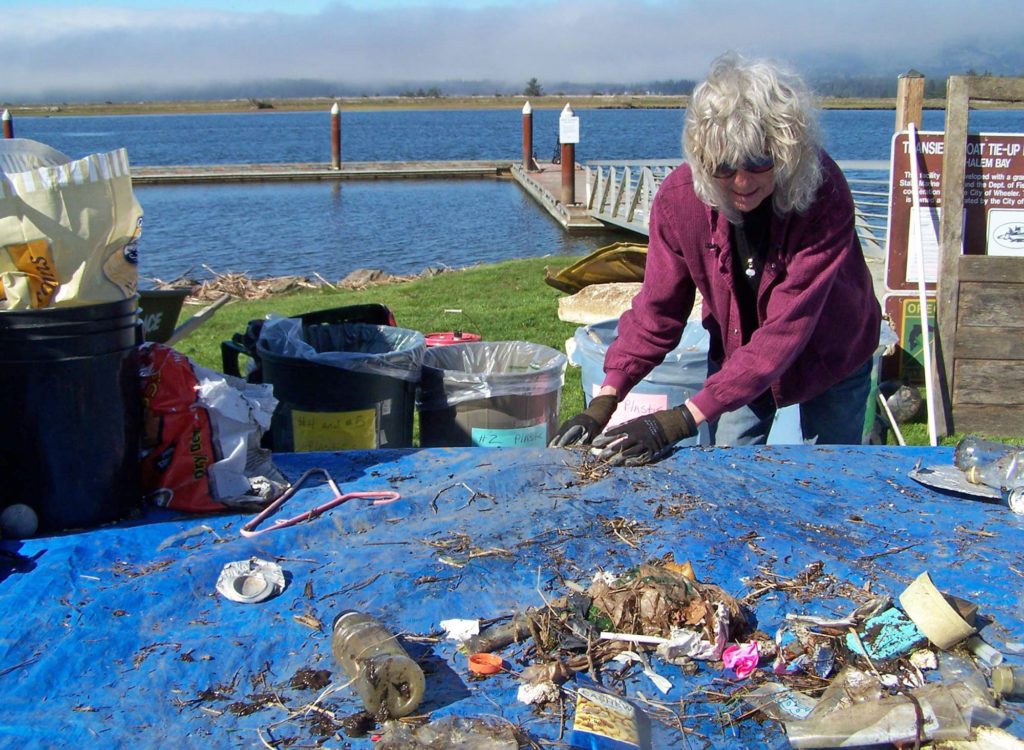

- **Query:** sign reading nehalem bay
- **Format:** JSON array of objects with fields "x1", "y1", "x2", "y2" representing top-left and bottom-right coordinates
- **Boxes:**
[{"x1": 885, "y1": 131, "x2": 1024, "y2": 294}]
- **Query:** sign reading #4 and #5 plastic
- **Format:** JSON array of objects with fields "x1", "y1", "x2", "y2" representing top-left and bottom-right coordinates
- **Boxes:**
[{"x1": 885, "y1": 131, "x2": 1024, "y2": 294}]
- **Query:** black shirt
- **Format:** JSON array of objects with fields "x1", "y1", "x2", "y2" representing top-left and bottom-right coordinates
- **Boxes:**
[{"x1": 730, "y1": 198, "x2": 772, "y2": 343}]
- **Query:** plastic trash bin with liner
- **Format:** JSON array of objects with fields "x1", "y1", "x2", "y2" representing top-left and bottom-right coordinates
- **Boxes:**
[
  {"x1": 570, "y1": 319, "x2": 710, "y2": 446},
  {"x1": 418, "y1": 341, "x2": 567, "y2": 447},
  {"x1": 255, "y1": 317, "x2": 425, "y2": 452},
  {"x1": 222, "y1": 303, "x2": 396, "y2": 383}
]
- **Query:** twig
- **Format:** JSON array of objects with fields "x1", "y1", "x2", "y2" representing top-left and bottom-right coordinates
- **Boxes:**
[
  {"x1": 312, "y1": 271, "x2": 337, "y2": 289},
  {"x1": 856, "y1": 541, "x2": 922, "y2": 561}
]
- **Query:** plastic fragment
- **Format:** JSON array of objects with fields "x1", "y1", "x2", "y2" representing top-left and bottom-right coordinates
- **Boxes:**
[
  {"x1": 440, "y1": 618, "x2": 480, "y2": 644},
  {"x1": 722, "y1": 641, "x2": 761, "y2": 679},
  {"x1": 215, "y1": 557, "x2": 285, "y2": 603},
  {"x1": 611, "y1": 650, "x2": 673, "y2": 693},
  {"x1": 845, "y1": 606, "x2": 926, "y2": 660}
]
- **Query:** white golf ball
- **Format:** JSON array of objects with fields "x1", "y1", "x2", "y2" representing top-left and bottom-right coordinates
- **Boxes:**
[{"x1": 1, "y1": 504, "x2": 39, "y2": 538}]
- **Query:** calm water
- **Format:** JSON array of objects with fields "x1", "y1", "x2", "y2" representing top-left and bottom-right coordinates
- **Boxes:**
[{"x1": 10, "y1": 107, "x2": 1023, "y2": 281}]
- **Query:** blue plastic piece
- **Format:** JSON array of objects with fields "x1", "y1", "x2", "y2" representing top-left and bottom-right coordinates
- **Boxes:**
[{"x1": 846, "y1": 607, "x2": 927, "y2": 661}]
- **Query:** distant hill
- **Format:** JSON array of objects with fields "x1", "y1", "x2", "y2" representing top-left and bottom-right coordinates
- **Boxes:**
[{"x1": 7, "y1": 62, "x2": 1021, "y2": 106}]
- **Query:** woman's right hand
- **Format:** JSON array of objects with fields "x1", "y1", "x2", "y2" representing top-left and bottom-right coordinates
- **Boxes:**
[{"x1": 548, "y1": 394, "x2": 618, "y2": 447}]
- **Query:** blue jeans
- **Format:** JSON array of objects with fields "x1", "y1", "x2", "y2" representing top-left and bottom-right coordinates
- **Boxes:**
[{"x1": 706, "y1": 357, "x2": 873, "y2": 446}]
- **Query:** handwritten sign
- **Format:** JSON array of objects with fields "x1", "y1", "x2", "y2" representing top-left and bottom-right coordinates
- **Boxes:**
[
  {"x1": 471, "y1": 423, "x2": 548, "y2": 447},
  {"x1": 292, "y1": 407, "x2": 377, "y2": 451},
  {"x1": 593, "y1": 386, "x2": 669, "y2": 428}
]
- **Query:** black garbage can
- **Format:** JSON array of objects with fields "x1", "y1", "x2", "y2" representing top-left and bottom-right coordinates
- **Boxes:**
[
  {"x1": 0, "y1": 298, "x2": 141, "y2": 533},
  {"x1": 256, "y1": 318, "x2": 424, "y2": 452}
]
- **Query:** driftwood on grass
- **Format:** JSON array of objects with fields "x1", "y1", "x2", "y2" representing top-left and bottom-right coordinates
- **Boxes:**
[{"x1": 143, "y1": 265, "x2": 454, "y2": 303}]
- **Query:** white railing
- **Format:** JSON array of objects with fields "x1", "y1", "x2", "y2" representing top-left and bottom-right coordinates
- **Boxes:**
[{"x1": 585, "y1": 159, "x2": 890, "y2": 255}]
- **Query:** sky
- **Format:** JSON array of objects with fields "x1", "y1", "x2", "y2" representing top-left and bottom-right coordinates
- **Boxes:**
[{"x1": 2, "y1": 0, "x2": 1020, "y2": 101}]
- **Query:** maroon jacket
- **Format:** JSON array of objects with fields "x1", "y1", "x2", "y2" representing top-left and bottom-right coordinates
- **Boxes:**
[{"x1": 603, "y1": 153, "x2": 882, "y2": 423}]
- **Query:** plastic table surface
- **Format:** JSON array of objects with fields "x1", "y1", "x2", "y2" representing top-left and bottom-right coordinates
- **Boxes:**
[{"x1": 1, "y1": 445, "x2": 1022, "y2": 749}]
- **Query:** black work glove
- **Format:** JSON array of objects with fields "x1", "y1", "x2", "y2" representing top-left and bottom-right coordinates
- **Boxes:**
[
  {"x1": 591, "y1": 405, "x2": 698, "y2": 466},
  {"x1": 549, "y1": 395, "x2": 618, "y2": 447}
]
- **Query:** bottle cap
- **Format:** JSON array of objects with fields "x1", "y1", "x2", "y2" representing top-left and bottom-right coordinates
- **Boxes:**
[
  {"x1": 468, "y1": 652, "x2": 504, "y2": 675},
  {"x1": 992, "y1": 666, "x2": 1014, "y2": 695}
]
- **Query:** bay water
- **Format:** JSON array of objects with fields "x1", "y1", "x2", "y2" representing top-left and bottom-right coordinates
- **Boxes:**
[{"x1": 11, "y1": 107, "x2": 1023, "y2": 282}]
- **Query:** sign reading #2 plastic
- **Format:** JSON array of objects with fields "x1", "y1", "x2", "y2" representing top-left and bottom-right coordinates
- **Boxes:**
[{"x1": 471, "y1": 423, "x2": 548, "y2": 447}]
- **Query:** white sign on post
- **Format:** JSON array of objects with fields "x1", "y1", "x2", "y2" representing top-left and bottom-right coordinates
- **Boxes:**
[{"x1": 559, "y1": 114, "x2": 580, "y2": 145}]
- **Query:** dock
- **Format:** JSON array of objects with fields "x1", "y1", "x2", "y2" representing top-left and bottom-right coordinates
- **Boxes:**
[
  {"x1": 509, "y1": 162, "x2": 607, "y2": 231},
  {"x1": 131, "y1": 160, "x2": 514, "y2": 184},
  {"x1": 130, "y1": 158, "x2": 608, "y2": 233}
]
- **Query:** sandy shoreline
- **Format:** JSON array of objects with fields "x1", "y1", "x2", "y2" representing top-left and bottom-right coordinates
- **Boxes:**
[{"x1": 1, "y1": 93, "x2": 936, "y2": 118}]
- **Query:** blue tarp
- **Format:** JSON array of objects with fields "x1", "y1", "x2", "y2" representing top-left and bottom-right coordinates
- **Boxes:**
[{"x1": 2, "y1": 445, "x2": 1022, "y2": 748}]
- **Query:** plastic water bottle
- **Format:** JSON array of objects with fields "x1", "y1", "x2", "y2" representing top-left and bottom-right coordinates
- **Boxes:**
[
  {"x1": 953, "y1": 436, "x2": 1024, "y2": 489},
  {"x1": 331, "y1": 611, "x2": 425, "y2": 719},
  {"x1": 953, "y1": 436, "x2": 1024, "y2": 514}
]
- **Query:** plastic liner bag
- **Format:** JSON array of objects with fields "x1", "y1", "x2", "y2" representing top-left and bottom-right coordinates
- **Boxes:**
[
  {"x1": 418, "y1": 340, "x2": 567, "y2": 410},
  {"x1": 139, "y1": 343, "x2": 287, "y2": 513},
  {"x1": 257, "y1": 317, "x2": 424, "y2": 382},
  {"x1": 0, "y1": 139, "x2": 142, "y2": 310}
]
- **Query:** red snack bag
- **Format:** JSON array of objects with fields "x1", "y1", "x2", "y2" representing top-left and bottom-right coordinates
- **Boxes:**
[{"x1": 139, "y1": 343, "x2": 225, "y2": 512}]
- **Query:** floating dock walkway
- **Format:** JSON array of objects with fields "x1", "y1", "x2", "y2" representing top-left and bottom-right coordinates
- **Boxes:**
[
  {"x1": 131, "y1": 160, "x2": 513, "y2": 184},
  {"x1": 131, "y1": 159, "x2": 606, "y2": 232}
]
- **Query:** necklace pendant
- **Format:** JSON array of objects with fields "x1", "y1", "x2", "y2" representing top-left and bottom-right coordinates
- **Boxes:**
[{"x1": 745, "y1": 260, "x2": 755, "y2": 278}]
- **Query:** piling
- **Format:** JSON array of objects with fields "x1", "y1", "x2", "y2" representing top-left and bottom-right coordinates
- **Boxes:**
[
  {"x1": 2, "y1": 110, "x2": 12, "y2": 139},
  {"x1": 522, "y1": 101, "x2": 537, "y2": 171},
  {"x1": 559, "y1": 103, "x2": 579, "y2": 205},
  {"x1": 330, "y1": 102, "x2": 341, "y2": 170}
]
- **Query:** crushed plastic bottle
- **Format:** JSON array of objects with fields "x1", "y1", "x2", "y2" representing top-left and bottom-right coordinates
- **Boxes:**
[
  {"x1": 331, "y1": 610, "x2": 425, "y2": 719},
  {"x1": 953, "y1": 436, "x2": 1024, "y2": 513},
  {"x1": 953, "y1": 436, "x2": 1024, "y2": 489},
  {"x1": 782, "y1": 654, "x2": 1008, "y2": 749},
  {"x1": 377, "y1": 715, "x2": 518, "y2": 749}
]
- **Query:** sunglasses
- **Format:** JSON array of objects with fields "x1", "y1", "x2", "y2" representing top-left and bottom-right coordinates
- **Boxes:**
[{"x1": 711, "y1": 156, "x2": 775, "y2": 179}]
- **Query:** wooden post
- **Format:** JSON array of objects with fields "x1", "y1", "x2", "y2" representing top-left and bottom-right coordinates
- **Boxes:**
[
  {"x1": 895, "y1": 70, "x2": 925, "y2": 133},
  {"x1": 561, "y1": 143, "x2": 575, "y2": 204},
  {"x1": 521, "y1": 101, "x2": 537, "y2": 171},
  {"x1": 2, "y1": 109, "x2": 12, "y2": 139},
  {"x1": 330, "y1": 102, "x2": 341, "y2": 170},
  {"x1": 559, "y1": 103, "x2": 578, "y2": 205}
]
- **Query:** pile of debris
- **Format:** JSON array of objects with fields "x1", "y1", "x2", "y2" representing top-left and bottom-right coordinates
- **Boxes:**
[{"x1": 145, "y1": 265, "x2": 455, "y2": 303}]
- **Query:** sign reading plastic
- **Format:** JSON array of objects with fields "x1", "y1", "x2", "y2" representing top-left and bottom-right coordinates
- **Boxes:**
[
  {"x1": 292, "y1": 407, "x2": 378, "y2": 451},
  {"x1": 593, "y1": 385, "x2": 669, "y2": 428},
  {"x1": 885, "y1": 131, "x2": 1024, "y2": 292},
  {"x1": 471, "y1": 423, "x2": 548, "y2": 447}
]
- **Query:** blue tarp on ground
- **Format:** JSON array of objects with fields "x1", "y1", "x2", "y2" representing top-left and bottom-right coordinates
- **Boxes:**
[{"x1": 1, "y1": 445, "x2": 1022, "y2": 749}]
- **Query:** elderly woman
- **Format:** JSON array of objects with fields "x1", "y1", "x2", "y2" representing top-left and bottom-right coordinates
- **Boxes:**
[{"x1": 552, "y1": 52, "x2": 882, "y2": 465}]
